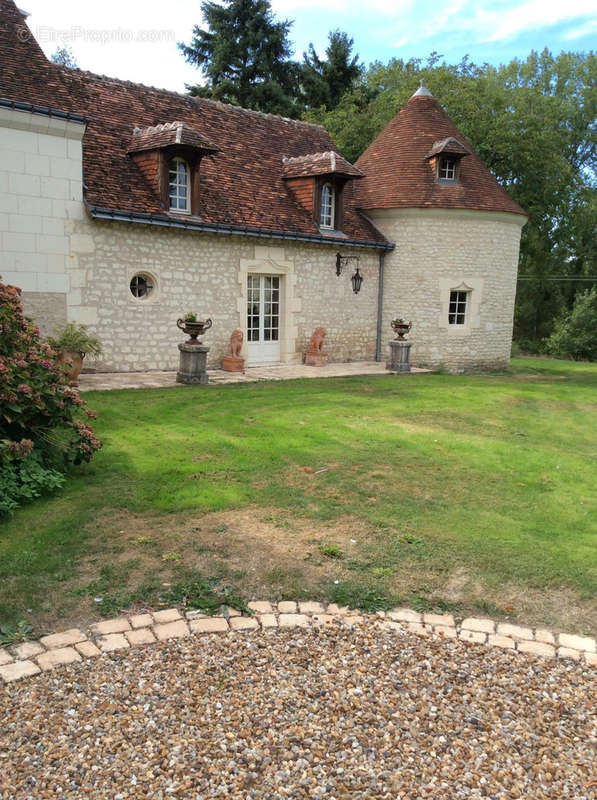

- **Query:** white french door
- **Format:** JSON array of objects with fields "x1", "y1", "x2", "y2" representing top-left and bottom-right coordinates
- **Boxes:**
[{"x1": 247, "y1": 275, "x2": 281, "y2": 365}]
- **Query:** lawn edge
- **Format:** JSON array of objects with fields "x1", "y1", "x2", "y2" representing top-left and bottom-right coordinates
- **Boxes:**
[{"x1": 1, "y1": 602, "x2": 595, "y2": 684}]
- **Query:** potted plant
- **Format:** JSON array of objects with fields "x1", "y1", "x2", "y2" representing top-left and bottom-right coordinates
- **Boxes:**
[
  {"x1": 176, "y1": 312, "x2": 212, "y2": 344},
  {"x1": 47, "y1": 323, "x2": 103, "y2": 385}
]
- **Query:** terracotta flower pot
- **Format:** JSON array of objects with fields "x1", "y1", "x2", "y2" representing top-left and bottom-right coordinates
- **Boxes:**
[{"x1": 58, "y1": 350, "x2": 84, "y2": 386}]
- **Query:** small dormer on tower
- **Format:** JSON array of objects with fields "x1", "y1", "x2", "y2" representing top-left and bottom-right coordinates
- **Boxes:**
[
  {"x1": 127, "y1": 122, "x2": 219, "y2": 216},
  {"x1": 426, "y1": 136, "x2": 471, "y2": 185}
]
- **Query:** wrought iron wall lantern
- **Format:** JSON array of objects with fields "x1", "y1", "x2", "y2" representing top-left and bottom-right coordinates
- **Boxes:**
[
  {"x1": 351, "y1": 268, "x2": 363, "y2": 294},
  {"x1": 335, "y1": 252, "x2": 359, "y2": 277}
]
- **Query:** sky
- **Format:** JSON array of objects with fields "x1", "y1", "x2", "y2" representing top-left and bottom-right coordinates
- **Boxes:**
[{"x1": 21, "y1": 0, "x2": 597, "y2": 93}]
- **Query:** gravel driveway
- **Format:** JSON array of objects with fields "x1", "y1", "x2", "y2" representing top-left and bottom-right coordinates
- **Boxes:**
[{"x1": 1, "y1": 625, "x2": 595, "y2": 799}]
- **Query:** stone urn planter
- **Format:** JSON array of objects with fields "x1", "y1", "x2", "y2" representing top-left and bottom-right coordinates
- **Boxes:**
[
  {"x1": 387, "y1": 318, "x2": 413, "y2": 373},
  {"x1": 390, "y1": 318, "x2": 412, "y2": 340},
  {"x1": 176, "y1": 314, "x2": 212, "y2": 385},
  {"x1": 176, "y1": 317, "x2": 213, "y2": 345}
]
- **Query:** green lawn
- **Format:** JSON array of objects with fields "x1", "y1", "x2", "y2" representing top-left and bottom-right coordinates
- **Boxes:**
[{"x1": 1, "y1": 357, "x2": 595, "y2": 636}]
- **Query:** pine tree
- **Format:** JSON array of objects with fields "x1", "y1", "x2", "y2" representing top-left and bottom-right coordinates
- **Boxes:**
[
  {"x1": 179, "y1": 0, "x2": 300, "y2": 117},
  {"x1": 301, "y1": 30, "x2": 362, "y2": 110}
]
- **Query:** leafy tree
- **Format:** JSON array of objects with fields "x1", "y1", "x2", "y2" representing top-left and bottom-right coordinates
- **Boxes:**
[
  {"x1": 301, "y1": 30, "x2": 362, "y2": 110},
  {"x1": 179, "y1": 0, "x2": 300, "y2": 117},
  {"x1": 546, "y1": 287, "x2": 597, "y2": 361},
  {"x1": 51, "y1": 45, "x2": 78, "y2": 68}
]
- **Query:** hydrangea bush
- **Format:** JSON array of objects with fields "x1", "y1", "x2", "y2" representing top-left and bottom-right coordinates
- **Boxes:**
[{"x1": 0, "y1": 276, "x2": 101, "y2": 515}]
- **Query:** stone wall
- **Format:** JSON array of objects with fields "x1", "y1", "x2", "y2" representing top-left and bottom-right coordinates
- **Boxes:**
[
  {"x1": 367, "y1": 208, "x2": 525, "y2": 371},
  {"x1": 20, "y1": 291, "x2": 67, "y2": 336},
  {"x1": 71, "y1": 219, "x2": 380, "y2": 371}
]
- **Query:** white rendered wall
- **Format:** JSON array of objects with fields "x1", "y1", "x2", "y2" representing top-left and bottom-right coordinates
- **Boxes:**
[{"x1": 0, "y1": 107, "x2": 86, "y2": 334}]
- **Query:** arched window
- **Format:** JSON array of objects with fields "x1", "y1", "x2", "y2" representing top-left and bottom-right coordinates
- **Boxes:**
[
  {"x1": 168, "y1": 157, "x2": 190, "y2": 212},
  {"x1": 320, "y1": 183, "x2": 335, "y2": 229}
]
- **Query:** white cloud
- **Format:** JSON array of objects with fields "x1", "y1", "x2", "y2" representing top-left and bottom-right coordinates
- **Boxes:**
[
  {"x1": 370, "y1": 0, "x2": 597, "y2": 49},
  {"x1": 563, "y1": 18, "x2": 597, "y2": 39},
  {"x1": 271, "y1": 0, "x2": 413, "y2": 12},
  {"x1": 481, "y1": 0, "x2": 596, "y2": 42}
]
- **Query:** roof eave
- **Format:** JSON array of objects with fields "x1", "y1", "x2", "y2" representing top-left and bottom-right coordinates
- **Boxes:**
[
  {"x1": 0, "y1": 96, "x2": 91, "y2": 124},
  {"x1": 86, "y1": 203, "x2": 394, "y2": 250}
]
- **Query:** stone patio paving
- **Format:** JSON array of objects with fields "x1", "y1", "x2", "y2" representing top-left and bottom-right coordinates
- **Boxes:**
[{"x1": 78, "y1": 361, "x2": 429, "y2": 391}]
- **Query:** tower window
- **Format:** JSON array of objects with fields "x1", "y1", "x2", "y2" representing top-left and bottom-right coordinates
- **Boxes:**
[
  {"x1": 438, "y1": 157, "x2": 457, "y2": 182},
  {"x1": 168, "y1": 157, "x2": 190, "y2": 213},
  {"x1": 320, "y1": 183, "x2": 335, "y2": 229},
  {"x1": 448, "y1": 290, "x2": 469, "y2": 325}
]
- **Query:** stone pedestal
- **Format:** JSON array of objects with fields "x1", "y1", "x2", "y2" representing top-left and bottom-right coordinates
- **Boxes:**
[
  {"x1": 221, "y1": 354, "x2": 245, "y2": 372},
  {"x1": 387, "y1": 340, "x2": 412, "y2": 373},
  {"x1": 305, "y1": 351, "x2": 328, "y2": 367},
  {"x1": 176, "y1": 343, "x2": 210, "y2": 385}
]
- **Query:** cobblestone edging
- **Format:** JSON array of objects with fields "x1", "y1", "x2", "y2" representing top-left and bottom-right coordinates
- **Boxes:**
[{"x1": 1, "y1": 603, "x2": 595, "y2": 684}]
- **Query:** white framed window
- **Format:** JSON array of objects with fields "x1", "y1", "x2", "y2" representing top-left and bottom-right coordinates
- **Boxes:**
[
  {"x1": 438, "y1": 157, "x2": 456, "y2": 181},
  {"x1": 448, "y1": 289, "x2": 469, "y2": 325},
  {"x1": 168, "y1": 157, "x2": 190, "y2": 213},
  {"x1": 320, "y1": 183, "x2": 335, "y2": 229}
]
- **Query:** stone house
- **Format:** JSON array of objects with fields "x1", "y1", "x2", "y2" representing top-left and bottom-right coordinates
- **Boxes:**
[{"x1": 0, "y1": 0, "x2": 527, "y2": 372}]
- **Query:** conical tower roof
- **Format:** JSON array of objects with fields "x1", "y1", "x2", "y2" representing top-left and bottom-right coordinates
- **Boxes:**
[{"x1": 355, "y1": 84, "x2": 526, "y2": 216}]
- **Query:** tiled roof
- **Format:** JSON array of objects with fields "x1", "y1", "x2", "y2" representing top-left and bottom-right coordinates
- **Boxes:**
[
  {"x1": 355, "y1": 93, "x2": 527, "y2": 216},
  {"x1": 0, "y1": 0, "x2": 74, "y2": 110},
  {"x1": 426, "y1": 137, "x2": 470, "y2": 159},
  {"x1": 128, "y1": 122, "x2": 220, "y2": 154},
  {"x1": 282, "y1": 151, "x2": 364, "y2": 178},
  {"x1": 0, "y1": 0, "x2": 385, "y2": 247}
]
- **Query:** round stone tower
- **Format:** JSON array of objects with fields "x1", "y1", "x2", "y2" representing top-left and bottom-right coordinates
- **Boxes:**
[{"x1": 355, "y1": 81, "x2": 527, "y2": 371}]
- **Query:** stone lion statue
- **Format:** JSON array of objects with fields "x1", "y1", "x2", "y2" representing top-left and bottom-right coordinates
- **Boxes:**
[
  {"x1": 229, "y1": 329, "x2": 243, "y2": 357},
  {"x1": 308, "y1": 326, "x2": 326, "y2": 352}
]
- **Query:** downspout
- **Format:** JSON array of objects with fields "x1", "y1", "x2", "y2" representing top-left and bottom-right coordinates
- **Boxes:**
[{"x1": 375, "y1": 251, "x2": 385, "y2": 362}]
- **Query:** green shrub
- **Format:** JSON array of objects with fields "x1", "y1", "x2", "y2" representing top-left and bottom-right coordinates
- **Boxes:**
[
  {"x1": 512, "y1": 338, "x2": 545, "y2": 355},
  {"x1": 545, "y1": 287, "x2": 597, "y2": 362},
  {"x1": 0, "y1": 277, "x2": 102, "y2": 515}
]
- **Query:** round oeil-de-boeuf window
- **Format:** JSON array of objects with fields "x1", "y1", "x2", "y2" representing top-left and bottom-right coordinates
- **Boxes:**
[{"x1": 129, "y1": 273, "x2": 155, "y2": 299}]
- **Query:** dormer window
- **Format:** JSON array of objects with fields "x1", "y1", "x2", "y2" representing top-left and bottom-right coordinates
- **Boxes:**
[
  {"x1": 426, "y1": 138, "x2": 470, "y2": 186},
  {"x1": 168, "y1": 157, "x2": 190, "y2": 213},
  {"x1": 439, "y1": 157, "x2": 456, "y2": 182},
  {"x1": 320, "y1": 182, "x2": 335, "y2": 229}
]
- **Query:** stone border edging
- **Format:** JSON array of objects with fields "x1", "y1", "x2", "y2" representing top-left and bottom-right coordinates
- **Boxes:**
[{"x1": 0, "y1": 603, "x2": 595, "y2": 684}]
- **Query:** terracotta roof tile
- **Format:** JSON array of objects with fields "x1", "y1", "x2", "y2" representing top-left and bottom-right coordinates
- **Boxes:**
[
  {"x1": 127, "y1": 121, "x2": 220, "y2": 154},
  {"x1": 426, "y1": 136, "x2": 470, "y2": 159},
  {"x1": 355, "y1": 93, "x2": 527, "y2": 217},
  {"x1": 282, "y1": 151, "x2": 363, "y2": 178}
]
